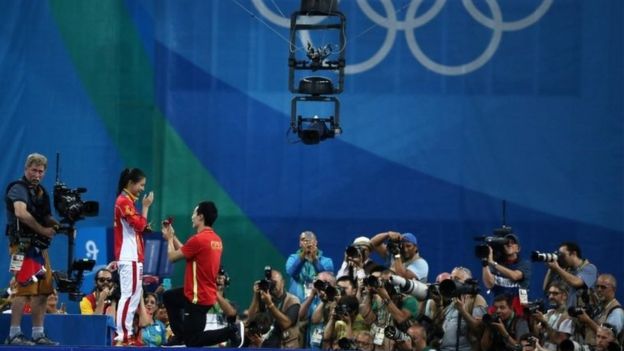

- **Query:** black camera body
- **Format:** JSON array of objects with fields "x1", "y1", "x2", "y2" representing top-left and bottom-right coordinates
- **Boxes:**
[
  {"x1": 363, "y1": 275, "x2": 382, "y2": 289},
  {"x1": 482, "y1": 313, "x2": 501, "y2": 326},
  {"x1": 334, "y1": 303, "x2": 352, "y2": 318},
  {"x1": 524, "y1": 299, "x2": 546, "y2": 314},
  {"x1": 345, "y1": 245, "x2": 363, "y2": 259},
  {"x1": 439, "y1": 278, "x2": 480, "y2": 298},
  {"x1": 337, "y1": 337, "x2": 359, "y2": 350},
  {"x1": 257, "y1": 266, "x2": 274, "y2": 293},
  {"x1": 314, "y1": 279, "x2": 338, "y2": 301},
  {"x1": 53, "y1": 258, "x2": 96, "y2": 301},
  {"x1": 54, "y1": 183, "x2": 99, "y2": 224},
  {"x1": 387, "y1": 239, "x2": 402, "y2": 256}
]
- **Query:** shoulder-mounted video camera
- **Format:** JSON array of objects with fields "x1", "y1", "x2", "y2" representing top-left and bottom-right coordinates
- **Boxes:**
[{"x1": 474, "y1": 226, "x2": 513, "y2": 265}]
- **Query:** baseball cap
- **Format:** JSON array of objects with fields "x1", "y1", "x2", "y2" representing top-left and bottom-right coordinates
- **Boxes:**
[
  {"x1": 401, "y1": 233, "x2": 418, "y2": 246},
  {"x1": 555, "y1": 318, "x2": 573, "y2": 335},
  {"x1": 505, "y1": 233, "x2": 520, "y2": 245},
  {"x1": 352, "y1": 236, "x2": 372, "y2": 249}
]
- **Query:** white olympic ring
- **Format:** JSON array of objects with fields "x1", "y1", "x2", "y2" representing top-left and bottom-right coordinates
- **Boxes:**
[{"x1": 252, "y1": 0, "x2": 553, "y2": 76}]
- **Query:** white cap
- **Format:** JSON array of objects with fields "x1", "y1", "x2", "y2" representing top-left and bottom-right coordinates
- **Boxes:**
[{"x1": 352, "y1": 236, "x2": 372, "y2": 248}]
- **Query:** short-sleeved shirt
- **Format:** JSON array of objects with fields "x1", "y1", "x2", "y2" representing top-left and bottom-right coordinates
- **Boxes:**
[
  {"x1": 181, "y1": 228, "x2": 222, "y2": 306},
  {"x1": 489, "y1": 259, "x2": 531, "y2": 298},
  {"x1": 552, "y1": 260, "x2": 597, "y2": 307},
  {"x1": 6, "y1": 180, "x2": 51, "y2": 231},
  {"x1": 406, "y1": 258, "x2": 429, "y2": 283},
  {"x1": 440, "y1": 302, "x2": 487, "y2": 351}
]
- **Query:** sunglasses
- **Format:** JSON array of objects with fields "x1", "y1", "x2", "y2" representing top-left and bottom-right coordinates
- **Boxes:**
[{"x1": 97, "y1": 278, "x2": 112, "y2": 283}]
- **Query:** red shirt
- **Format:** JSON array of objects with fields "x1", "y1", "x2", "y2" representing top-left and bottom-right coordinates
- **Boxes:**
[
  {"x1": 113, "y1": 192, "x2": 148, "y2": 262},
  {"x1": 181, "y1": 228, "x2": 222, "y2": 306}
]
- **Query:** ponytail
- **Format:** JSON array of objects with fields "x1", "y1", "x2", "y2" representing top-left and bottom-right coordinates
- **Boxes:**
[{"x1": 117, "y1": 168, "x2": 146, "y2": 195}]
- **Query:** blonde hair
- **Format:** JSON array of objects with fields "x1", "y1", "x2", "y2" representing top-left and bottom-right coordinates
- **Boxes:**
[{"x1": 25, "y1": 153, "x2": 48, "y2": 169}]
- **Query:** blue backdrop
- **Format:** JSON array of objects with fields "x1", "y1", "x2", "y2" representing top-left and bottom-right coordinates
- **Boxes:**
[{"x1": 0, "y1": 0, "x2": 622, "y2": 310}]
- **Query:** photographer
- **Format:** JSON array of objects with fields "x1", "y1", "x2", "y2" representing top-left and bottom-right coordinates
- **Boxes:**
[
  {"x1": 428, "y1": 266, "x2": 487, "y2": 351},
  {"x1": 481, "y1": 233, "x2": 531, "y2": 314},
  {"x1": 359, "y1": 268, "x2": 420, "y2": 350},
  {"x1": 286, "y1": 231, "x2": 334, "y2": 302},
  {"x1": 299, "y1": 271, "x2": 336, "y2": 348},
  {"x1": 595, "y1": 324, "x2": 621, "y2": 351},
  {"x1": 480, "y1": 294, "x2": 529, "y2": 351},
  {"x1": 248, "y1": 268, "x2": 301, "y2": 348},
  {"x1": 530, "y1": 282, "x2": 573, "y2": 351},
  {"x1": 574, "y1": 274, "x2": 623, "y2": 347},
  {"x1": 79, "y1": 268, "x2": 117, "y2": 317},
  {"x1": 371, "y1": 231, "x2": 429, "y2": 283},
  {"x1": 322, "y1": 295, "x2": 361, "y2": 350},
  {"x1": 5, "y1": 153, "x2": 60, "y2": 346},
  {"x1": 542, "y1": 242, "x2": 597, "y2": 308},
  {"x1": 337, "y1": 236, "x2": 377, "y2": 281}
]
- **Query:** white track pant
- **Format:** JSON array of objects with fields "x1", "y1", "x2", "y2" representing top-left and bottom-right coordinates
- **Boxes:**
[{"x1": 115, "y1": 261, "x2": 143, "y2": 341}]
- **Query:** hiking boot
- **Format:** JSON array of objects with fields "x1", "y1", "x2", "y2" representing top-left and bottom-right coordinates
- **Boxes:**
[{"x1": 5, "y1": 333, "x2": 36, "y2": 346}]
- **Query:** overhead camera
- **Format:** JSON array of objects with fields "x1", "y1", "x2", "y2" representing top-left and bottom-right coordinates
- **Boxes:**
[
  {"x1": 293, "y1": 114, "x2": 341, "y2": 145},
  {"x1": 53, "y1": 258, "x2": 95, "y2": 301},
  {"x1": 288, "y1": 1, "x2": 345, "y2": 145},
  {"x1": 439, "y1": 278, "x2": 480, "y2": 298},
  {"x1": 531, "y1": 251, "x2": 559, "y2": 263}
]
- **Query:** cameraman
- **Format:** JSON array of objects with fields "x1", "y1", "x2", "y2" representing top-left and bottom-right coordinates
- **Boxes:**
[
  {"x1": 299, "y1": 271, "x2": 336, "y2": 348},
  {"x1": 248, "y1": 269, "x2": 301, "y2": 348},
  {"x1": 482, "y1": 233, "x2": 531, "y2": 315},
  {"x1": 337, "y1": 236, "x2": 377, "y2": 281},
  {"x1": 322, "y1": 295, "x2": 361, "y2": 350},
  {"x1": 480, "y1": 293, "x2": 529, "y2": 351},
  {"x1": 530, "y1": 282, "x2": 573, "y2": 351},
  {"x1": 79, "y1": 268, "x2": 116, "y2": 317},
  {"x1": 429, "y1": 266, "x2": 487, "y2": 351},
  {"x1": 371, "y1": 231, "x2": 429, "y2": 283},
  {"x1": 286, "y1": 230, "x2": 334, "y2": 302},
  {"x1": 5, "y1": 153, "x2": 60, "y2": 346},
  {"x1": 574, "y1": 274, "x2": 623, "y2": 346},
  {"x1": 542, "y1": 242, "x2": 597, "y2": 308}
]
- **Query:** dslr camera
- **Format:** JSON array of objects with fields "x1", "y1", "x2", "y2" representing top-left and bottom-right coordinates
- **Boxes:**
[
  {"x1": 531, "y1": 251, "x2": 559, "y2": 263},
  {"x1": 439, "y1": 278, "x2": 480, "y2": 298},
  {"x1": 524, "y1": 299, "x2": 546, "y2": 314},
  {"x1": 337, "y1": 337, "x2": 359, "y2": 351},
  {"x1": 384, "y1": 326, "x2": 411, "y2": 343},
  {"x1": 313, "y1": 279, "x2": 338, "y2": 301},
  {"x1": 387, "y1": 239, "x2": 402, "y2": 256},
  {"x1": 482, "y1": 312, "x2": 501, "y2": 326},
  {"x1": 334, "y1": 303, "x2": 352, "y2": 319},
  {"x1": 257, "y1": 266, "x2": 274, "y2": 293},
  {"x1": 345, "y1": 245, "x2": 363, "y2": 260}
]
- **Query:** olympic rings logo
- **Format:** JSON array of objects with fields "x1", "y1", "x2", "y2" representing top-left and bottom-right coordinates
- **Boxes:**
[{"x1": 251, "y1": 0, "x2": 553, "y2": 76}]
